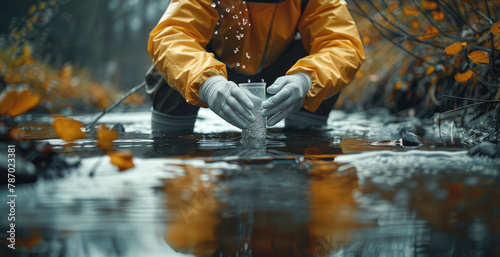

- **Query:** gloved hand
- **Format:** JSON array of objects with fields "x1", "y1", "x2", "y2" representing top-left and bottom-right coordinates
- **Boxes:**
[
  {"x1": 200, "y1": 75, "x2": 256, "y2": 129},
  {"x1": 262, "y1": 72, "x2": 312, "y2": 126}
]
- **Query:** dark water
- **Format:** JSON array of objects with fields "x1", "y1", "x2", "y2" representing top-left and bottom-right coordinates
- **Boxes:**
[{"x1": 2, "y1": 108, "x2": 500, "y2": 257}]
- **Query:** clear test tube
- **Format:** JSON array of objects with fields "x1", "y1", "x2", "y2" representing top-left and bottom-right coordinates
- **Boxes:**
[{"x1": 239, "y1": 82, "x2": 267, "y2": 147}]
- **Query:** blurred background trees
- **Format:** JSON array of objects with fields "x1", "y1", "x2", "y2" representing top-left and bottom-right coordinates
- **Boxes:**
[{"x1": 1, "y1": 0, "x2": 169, "y2": 90}]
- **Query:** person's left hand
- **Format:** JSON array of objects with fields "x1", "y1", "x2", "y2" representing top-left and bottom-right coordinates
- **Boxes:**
[{"x1": 262, "y1": 72, "x2": 312, "y2": 126}]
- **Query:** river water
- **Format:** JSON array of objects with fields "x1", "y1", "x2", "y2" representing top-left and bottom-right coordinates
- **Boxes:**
[{"x1": 2, "y1": 108, "x2": 500, "y2": 257}]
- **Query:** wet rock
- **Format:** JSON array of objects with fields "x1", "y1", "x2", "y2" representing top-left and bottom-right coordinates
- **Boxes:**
[
  {"x1": 467, "y1": 142, "x2": 500, "y2": 158},
  {"x1": 112, "y1": 123, "x2": 126, "y2": 135},
  {"x1": 400, "y1": 130, "x2": 421, "y2": 146}
]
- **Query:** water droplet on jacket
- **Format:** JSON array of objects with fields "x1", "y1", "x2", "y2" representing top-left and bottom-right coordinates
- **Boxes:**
[
  {"x1": 238, "y1": 22, "x2": 241, "y2": 25},
  {"x1": 236, "y1": 63, "x2": 240, "y2": 66},
  {"x1": 211, "y1": 2, "x2": 216, "y2": 7},
  {"x1": 246, "y1": 52, "x2": 250, "y2": 59},
  {"x1": 214, "y1": 30, "x2": 218, "y2": 35},
  {"x1": 248, "y1": 79, "x2": 251, "y2": 83},
  {"x1": 243, "y1": 1, "x2": 246, "y2": 4},
  {"x1": 226, "y1": 8, "x2": 230, "y2": 12},
  {"x1": 261, "y1": 78, "x2": 265, "y2": 82},
  {"x1": 242, "y1": 65, "x2": 246, "y2": 69},
  {"x1": 225, "y1": 36, "x2": 228, "y2": 40},
  {"x1": 232, "y1": 5, "x2": 235, "y2": 8}
]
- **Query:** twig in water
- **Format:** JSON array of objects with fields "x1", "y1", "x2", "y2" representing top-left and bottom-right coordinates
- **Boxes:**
[{"x1": 85, "y1": 81, "x2": 146, "y2": 130}]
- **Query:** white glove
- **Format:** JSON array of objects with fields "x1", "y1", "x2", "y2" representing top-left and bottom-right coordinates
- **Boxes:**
[
  {"x1": 200, "y1": 75, "x2": 256, "y2": 129},
  {"x1": 262, "y1": 72, "x2": 312, "y2": 126}
]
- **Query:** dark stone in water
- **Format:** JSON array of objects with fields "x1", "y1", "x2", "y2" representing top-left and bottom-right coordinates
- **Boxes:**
[
  {"x1": 467, "y1": 142, "x2": 500, "y2": 158},
  {"x1": 401, "y1": 130, "x2": 421, "y2": 146}
]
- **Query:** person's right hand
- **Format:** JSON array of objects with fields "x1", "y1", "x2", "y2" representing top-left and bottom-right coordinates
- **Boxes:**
[{"x1": 200, "y1": 75, "x2": 256, "y2": 129}]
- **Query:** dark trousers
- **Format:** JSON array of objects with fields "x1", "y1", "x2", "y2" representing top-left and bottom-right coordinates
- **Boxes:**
[{"x1": 150, "y1": 38, "x2": 338, "y2": 117}]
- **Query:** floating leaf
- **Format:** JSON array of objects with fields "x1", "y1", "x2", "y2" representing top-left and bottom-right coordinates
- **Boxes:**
[
  {"x1": 492, "y1": 21, "x2": 500, "y2": 35},
  {"x1": 418, "y1": 26, "x2": 439, "y2": 40},
  {"x1": 468, "y1": 50, "x2": 489, "y2": 64},
  {"x1": 444, "y1": 42, "x2": 466, "y2": 55},
  {"x1": 96, "y1": 124, "x2": 118, "y2": 151},
  {"x1": 52, "y1": 117, "x2": 86, "y2": 142},
  {"x1": 403, "y1": 7, "x2": 420, "y2": 15},
  {"x1": 454, "y1": 69, "x2": 473, "y2": 82},
  {"x1": 108, "y1": 151, "x2": 134, "y2": 171},
  {"x1": 0, "y1": 87, "x2": 41, "y2": 117}
]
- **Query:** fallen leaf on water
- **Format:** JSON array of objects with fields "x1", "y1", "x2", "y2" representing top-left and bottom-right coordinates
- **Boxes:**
[
  {"x1": 491, "y1": 21, "x2": 500, "y2": 35},
  {"x1": 108, "y1": 151, "x2": 134, "y2": 171},
  {"x1": 468, "y1": 50, "x2": 489, "y2": 64},
  {"x1": 0, "y1": 87, "x2": 41, "y2": 117},
  {"x1": 52, "y1": 117, "x2": 86, "y2": 142},
  {"x1": 444, "y1": 42, "x2": 466, "y2": 55},
  {"x1": 454, "y1": 69, "x2": 473, "y2": 82},
  {"x1": 96, "y1": 123, "x2": 118, "y2": 151}
]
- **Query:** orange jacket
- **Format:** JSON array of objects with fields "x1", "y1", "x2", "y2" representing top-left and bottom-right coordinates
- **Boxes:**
[{"x1": 148, "y1": 0, "x2": 364, "y2": 112}]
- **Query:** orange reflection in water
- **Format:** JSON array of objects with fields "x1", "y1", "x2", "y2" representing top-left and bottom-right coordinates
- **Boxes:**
[{"x1": 161, "y1": 163, "x2": 363, "y2": 257}]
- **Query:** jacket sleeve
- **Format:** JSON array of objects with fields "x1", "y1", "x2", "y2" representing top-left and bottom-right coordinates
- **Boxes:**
[
  {"x1": 288, "y1": 0, "x2": 365, "y2": 112},
  {"x1": 148, "y1": 0, "x2": 226, "y2": 108}
]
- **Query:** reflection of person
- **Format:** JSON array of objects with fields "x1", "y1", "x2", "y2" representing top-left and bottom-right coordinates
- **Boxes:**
[{"x1": 148, "y1": 0, "x2": 364, "y2": 133}]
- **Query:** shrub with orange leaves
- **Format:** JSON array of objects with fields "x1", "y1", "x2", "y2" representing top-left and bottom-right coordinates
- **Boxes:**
[
  {"x1": 52, "y1": 116, "x2": 86, "y2": 142},
  {"x1": 340, "y1": 0, "x2": 500, "y2": 140},
  {"x1": 0, "y1": 87, "x2": 41, "y2": 117},
  {"x1": 96, "y1": 123, "x2": 118, "y2": 151},
  {"x1": 108, "y1": 151, "x2": 134, "y2": 171}
]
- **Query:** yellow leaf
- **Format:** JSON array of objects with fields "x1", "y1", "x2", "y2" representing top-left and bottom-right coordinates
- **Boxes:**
[
  {"x1": 418, "y1": 26, "x2": 440, "y2": 40},
  {"x1": 432, "y1": 11, "x2": 444, "y2": 21},
  {"x1": 425, "y1": 65, "x2": 435, "y2": 76},
  {"x1": 411, "y1": 21, "x2": 420, "y2": 29},
  {"x1": 422, "y1": 1, "x2": 438, "y2": 10},
  {"x1": 0, "y1": 87, "x2": 41, "y2": 117},
  {"x1": 52, "y1": 117, "x2": 86, "y2": 142},
  {"x1": 108, "y1": 151, "x2": 134, "y2": 171},
  {"x1": 468, "y1": 50, "x2": 489, "y2": 64},
  {"x1": 96, "y1": 124, "x2": 118, "y2": 151},
  {"x1": 395, "y1": 81, "x2": 403, "y2": 90},
  {"x1": 492, "y1": 21, "x2": 500, "y2": 35},
  {"x1": 454, "y1": 69, "x2": 473, "y2": 82},
  {"x1": 403, "y1": 7, "x2": 420, "y2": 15},
  {"x1": 444, "y1": 42, "x2": 466, "y2": 55}
]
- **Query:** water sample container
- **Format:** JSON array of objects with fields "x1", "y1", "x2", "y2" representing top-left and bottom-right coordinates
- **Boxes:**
[{"x1": 239, "y1": 82, "x2": 267, "y2": 147}]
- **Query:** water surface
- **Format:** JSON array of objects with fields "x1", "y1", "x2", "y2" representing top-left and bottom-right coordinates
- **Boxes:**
[{"x1": 2, "y1": 108, "x2": 499, "y2": 257}]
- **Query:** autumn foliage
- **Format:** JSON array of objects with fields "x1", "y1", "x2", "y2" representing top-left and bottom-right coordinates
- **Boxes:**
[
  {"x1": 0, "y1": 87, "x2": 41, "y2": 117},
  {"x1": 51, "y1": 116, "x2": 86, "y2": 142},
  {"x1": 340, "y1": 0, "x2": 500, "y2": 136}
]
